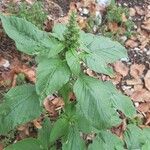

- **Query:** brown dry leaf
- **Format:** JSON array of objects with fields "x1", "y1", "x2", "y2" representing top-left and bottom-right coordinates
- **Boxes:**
[
  {"x1": 137, "y1": 103, "x2": 150, "y2": 113},
  {"x1": 25, "y1": 0, "x2": 34, "y2": 4},
  {"x1": 0, "y1": 57, "x2": 10, "y2": 68},
  {"x1": 111, "y1": 120, "x2": 126, "y2": 138},
  {"x1": 111, "y1": 72, "x2": 122, "y2": 85},
  {"x1": 0, "y1": 71, "x2": 15, "y2": 87},
  {"x1": 135, "y1": 6, "x2": 145, "y2": 16},
  {"x1": 19, "y1": 65, "x2": 36, "y2": 83},
  {"x1": 134, "y1": 84, "x2": 143, "y2": 91},
  {"x1": 129, "y1": 8, "x2": 136, "y2": 17},
  {"x1": 125, "y1": 39, "x2": 139, "y2": 48},
  {"x1": 121, "y1": 13, "x2": 127, "y2": 22},
  {"x1": 86, "y1": 68, "x2": 95, "y2": 77},
  {"x1": 130, "y1": 64, "x2": 145, "y2": 79},
  {"x1": 141, "y1": 18, "x2": 150, "y2": 32},
  {"x1": 33, "y1": 119, "x2": 42, "y2": 129},
  {"x1": 108, "y1": 22, "x2": 119, "y2": 33},
  {"x1": 126, "y1": 79, "x2": 143, "y2": 85},
  {"x1": 44, "y1": 19, "x2": 54, "y2": 32},
  {"x1": 0, "y1": 144, "x2": 3, "y2": 150},
  {"x1": 52, "y1": 97, "x2": 64, "y2": 108},
  {"x1": 131, "y1": 89, "x2": 150, "y2": 102},
  {"x1": 78, "y1": 17, "x2": 87, "y2": 29},
  {"x1": 43, "y1": 97, "x2": 64, "y2": 117},
  {"x1": 145, "y1": 113, "x2": 150, "y2": 125},
  {"x1": 114, "y1": 61, "x2": 129, "y2": 77},
  {"x1": 144, "y1": 70, "x2": 150, "y2": 91}
]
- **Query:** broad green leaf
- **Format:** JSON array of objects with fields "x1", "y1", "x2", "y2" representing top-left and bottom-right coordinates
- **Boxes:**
[
  {"x1": 51, "y1": 24, "x2": 67, "y2": 41},
  {"x1": 88, "y1": 131, "x2": 124, "y2": 150},
  {"x1": 76, "y1": 104, "x2": 99, "y2": 133},
  {"x1": 101, "y1": 81, "x2": 136, "y2": 118},
  {"x1": 38, "y1": 118, "x2": 51, "y2": 149},
  {"x1": 36, "y1": 58, "x2": 70, "y2": 97},
  {"x1": 66, "y1": 49, "x2": 81, "y2": 75},
  {"x1": 5, "y1": 138, "x2": 45, "y2": 150},
  {"x1": 142, "y1": 128, "x2": 150, "y2": 140},
  {"x1": 74, "y1": 74, "x2": 121, "y2": 130},
  {"x1": 142, "y1": 142, "x2": 150, "y2": 150},
  {"x1": 124, "y1": 125, "x2": 146, "y2": 149},
  {"x1": 49, "y1": 117, "x2": 69, "y2": 144},
  {"x1": 80, "y1": 32, "x2": 127, "y2": 76},
  {"x1": 59, "y1": 83, "x2": 72, "y2": 105},
  {"x1": 62, "y1": 126, "x2": 86, "y2": 150},
  {"x1": 0, "y1": 15, "x2": 62, "y2": 56},
  {"x1": 0, "y1": 84, "x2": 41, "y2": 135}
]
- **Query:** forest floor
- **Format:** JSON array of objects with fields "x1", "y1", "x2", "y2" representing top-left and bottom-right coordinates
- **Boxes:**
[{"x1": 0, "y1": 0, "x2": 150, "y2": 149}]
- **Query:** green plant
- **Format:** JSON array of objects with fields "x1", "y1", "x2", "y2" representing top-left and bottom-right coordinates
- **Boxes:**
[
  {"x1": 103, "y1": 4, "x2": 135, "y2": 39},
  {"x1": 0, "y1": 12, "x2": 149, "y2": 149},
  {"x1": 7, "y1": 1, "x2": 47, "y2": 29}
]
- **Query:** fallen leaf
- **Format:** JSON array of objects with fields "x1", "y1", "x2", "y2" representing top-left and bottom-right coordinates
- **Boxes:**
[
  {"x1": 144, "y1": 70, "x2": 150, "y2": 91},
  {"x1": 129, "y1": 8, "x2": 136, "y2": 17},
  {"x1": 121, "y1": 13, "x2": 127, "y2": 22},
  {"x1": 0, "y1": 57, "x2": 10, "y2": 68},
  {"x1": 111, "y1": 72, "x2": 122, "y2": 85},
  {"x1": 141, "y1": 18, "x2": 150, "y2": 32},
  {"x1": 135, "y1": 6, "x2": 145, "y2": 16},
  {"x1": 131, "y1": 89, "x2": 150, "y2": 102},
  {"x1": 125, "y1": 39, "x2": 139, "y2": 48},
  {"x1": 108, "y1": 22, "x2": 119, "y2": 33},
  {"x1": 130, "y1": 64, "x2": 145, "y2": 79},
  {"x1": 0, "y1": 144, "x2": 3, "y2": 150},
  {"x1": 33, "y1": 119, "x2": 42, "y2": 129},
  {"x1": 114, "y1": 61, "x2": 129, "y2": 77},
  {"x1": 145, "y1": 113, "x2": 150, "y2": 125},
  {"x1": 126, "y1": 79, "x2": 142, "y2": 85},
  {"x1": 137, "y1": 103, "x2": 150, "y2": 113}
]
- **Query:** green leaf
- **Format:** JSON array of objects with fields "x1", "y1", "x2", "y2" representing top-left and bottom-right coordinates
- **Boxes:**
[
  {"x1": 49, "y1": 117, "x2": 69, "y2": 144},
  {"x1": 36, "y1": 58, "x2": 70, "y2": 98},
  {"x1": 38, "y1": 118, "x2": 51, "y2": 149},
  {"x1": 62, "y1": 126, "x2": 86, "y2": 150},
  {"x1": 66, "y1": 49, "x2": 81, "y2": 75},
  {"x1": 88, "y1": 131, "x2": 124, "y2": 150},
  {"x1": 73, "y1": 74, "x2": 121, "y2": 130},
  {"x1": 142, "y1": 142, "x2": 150, "y2": 150},
  {"x1": 101, "y1": 81, "x2": 136, "y2": 118},
  {"x1": 80, "y1": 32, "x2": 127, "y2": 76},
  {"x1": 5, "y1": 138, "x2": 45, "y2": 150},
  {"x1": 0, "y1": 15, "x2": 61, "y2": 56},
  {"x1": 0, "y1": 84, "x2": 41, "y2": 135},
  {"x1": 51, "y1": 24, "x2": 67, "y2": 41},
  {"x1": 124, "y1": 125, "x2": 146, "y2": 149},
  {"x1": 76, "y1": 104, "x2": 99, "y2": 133},
  {"x1": 59, "y1": 83, "x2": 72, "y2": 105}
]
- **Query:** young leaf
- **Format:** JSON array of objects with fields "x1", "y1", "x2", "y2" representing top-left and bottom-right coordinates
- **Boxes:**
[
  {"x1": 0, "y1": 15, "x2": 61, "y2": 56},
  {"x1": 36, "y1": 58, "x2": 70, "y2": 98},
  {"x1": 80, "y1": 32, "x2": 127, "y2": 76},
  {"x1": 51, "y1": 23, "x2": 67, "y2": 41},
  {"x1": 5, "y1": 138, "x2": 45, "y2": 150},
  {"x1": 38, "y1": 118, "x2": 51, "y2": 149},
  {"x1": 62, "y1": 126, "x2": 86, "y2": 150},
  {"x1": 88, "y1": 131, "x2": 124, "y2": 150},
  {"x1": 49, "y1": 117, "x2": 69, "y2": 144},
  {"x1": 66, "y1": 49, "x2": 81, "y2": 75},
  {"x1": 0, "y1": 84, "x2": 41, "y2": 135},
  {"x1": 124, "y1": 125, "x2": 146, "y2": 149},
  {"x1": 73, "y1": 74, "x2": 121, "y2": 130},
  {"x1": 59, "y1": 83, "x2": 72, "y2": 105}
]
